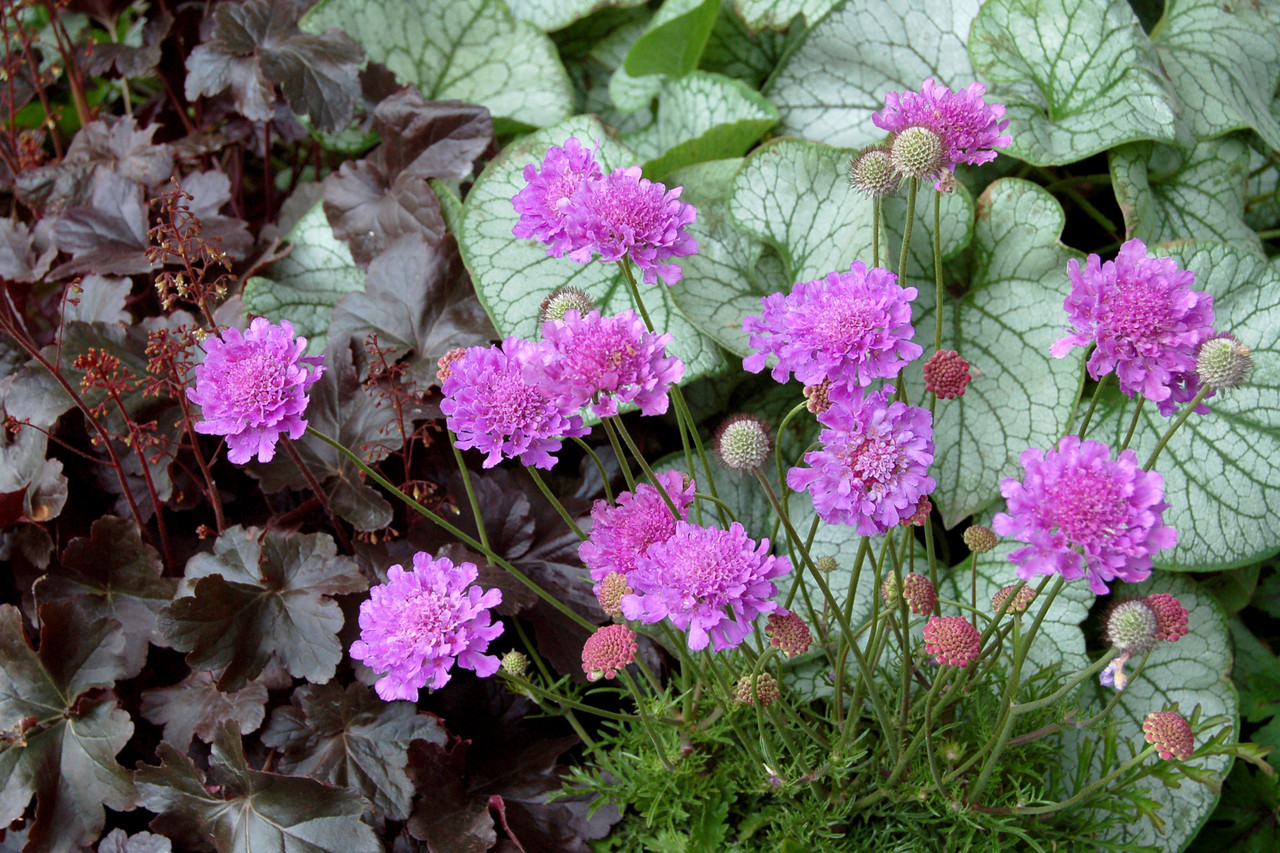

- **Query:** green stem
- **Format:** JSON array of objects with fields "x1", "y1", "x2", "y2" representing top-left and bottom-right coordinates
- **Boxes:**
[
  {"x1": 599, "y1": 417, "x2": 636, "y2": 491},
  {"x1": 978, "y1": 746, "x2": 1158, "y2": 815},
  {"x1": 1075, "y1": 372, "x2": 1111, "y2": 438},
  {"x1": 572, "y1": 436, "x2": 614, "y2": 503},
  {"x1": 526, "y1": 466, "x2": 586, "y2": 540},
  {"x1": 898, "y1": 178, "x2": 919, "y2": 287},
  {"x1": 872, "y1": 198, "x2": 881, "y2": 268},
  {"x1": 306, "y1": 426, "x2": 596, "y2": 631},
  {"x1": 513, "y1": 619, "x2": 594, "y2": 746},
  {"x1": 449, "y1": 429, "x2": 490, "y2": 551},
  {"x1": 1145, "y1": 383, "x2": 1211, "y2": 470},
  {"x1": 609, "y1": 415, "x2": 678, "y2": 518},
  {"x1": 933, "y1": 188, "x2": 944, "y2": 355},
  {"x1": 1120, "y1": 398, "x2": 1145, "y2": 452}
]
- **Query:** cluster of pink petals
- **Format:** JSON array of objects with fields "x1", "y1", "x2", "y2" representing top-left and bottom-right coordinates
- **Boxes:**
[
  {"x1": 787, "y1": 386, "x2": 936, "y2": 535},
  {"x1": 441, "y1": 337, "x2": 589, "y2": 470},
  {"x1": 350, "y1": 553, "x2": 503, "y2": 701},
  {"x1": 512, "y1": 139, "x2": 698, "y2": 285},
  {"x1": 621, "y1": 521, "x2": 791, "y2": 652},
  {"x1": 872, "y1": 78, "x2": 1011, "y2": 185},
  {"x1": 579, "y1": 470, "x2": 696, "y2": 584},
  {"x1": 511, "y1": 137, "x2": 602, "y2": 258},
  {"x1": 539, "y1": 308, "x2": 684, "y2": 417},
  {"x1": 188, "y1": 317, "x2": 325, "y2": 465},
  {"x1": 581, "y1": 624, "x2": 638, "y2": 682},
  {"x1": 1050, "y1": 239, "x2": 1216, "y2": 416},
  {"x1": 923, "y1": 615, "x2": 981, "y2": 668},
  {"x1": 743, "y1": 262, "x2": 921, "y2": 391},
  {"x1": 992, "y1": 436, "x2": 1177, "y2": 595}
]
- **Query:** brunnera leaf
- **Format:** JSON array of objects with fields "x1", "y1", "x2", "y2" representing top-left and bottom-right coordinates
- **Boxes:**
[
  {"x1": 159, "y1": 525, "x2": 367, "y2": 691},
  {"x1": 136, "y1": 722, "x2": 381, "y2": 853},
  {"x1": 261, "y1": 681, "x2": 446, "y2": 821},
  {"x1": 0, "y1": 601, "x2": 135, "y2": 852}
]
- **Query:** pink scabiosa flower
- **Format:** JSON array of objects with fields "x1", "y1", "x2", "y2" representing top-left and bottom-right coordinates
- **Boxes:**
[
  {"x1": 187, "y1": 317, "x2": 324, "y2": 464},
  {"x1": 743, "y1": 262, "x2": 922, "y2": 390},
  {"x1": 539, "y1": 309, "x2": 684, "y2": 416},
  {"x1": 872, "y1": 78, "x2": 1012, "y2": 186},
  {"x1": 440, "y1": 337, "x2": 589, "y2": 470},
  {"x1": 787, "y1": 386, "x2": 936, "y2": 535},
  {"x1": 1049, "y1": 239, "x2": 1216, "y2": 416},
  {"x1": 512, "y1": 137, "x2": 602, "y2": 258},
  {"x1": 765, "y1": 611, "x2": 812, "y2": 657},
  {"x1": 923, "y1": 615, "x2": 981, "y2": 667},
  {"x1": 1144, "y1": 593, "x2": 1189, "y2": 643},
  {"x1": 992, "y1": 436, "x2": 1177, "y2": 595},
  {"x1": 1143, "y1": 711, "x2": 1194, "y2": 760},
  {"x1": 581, "y1": 624, "x2": 638, "y2": 682},
  {"x1": 566, "y1": 165, "x2": 697, "y2": 285},
  {"x1": 350, "y1": 553, "x2": 503, "y2": 701},
  {"x1": 621, "y1": 521, "x2": 791, "y2": 652},
  {"x1": 579, "y1": 470, "x2": 696, "y2": 583}
]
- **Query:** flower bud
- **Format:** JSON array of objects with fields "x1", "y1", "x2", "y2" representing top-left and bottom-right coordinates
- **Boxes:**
[
  {"x1": 1195, "y1": 333, "x2": 1252, "y2": 391},
  {"x1": 963, "y1": 525, "x2": 997, "y2": 554},
  {"x1": 581, "y1": 624, "x2": 638, "y2": 682},
  {"x1": 1143, "y1": 711, "x2": 1194, "y2": 760},
  {"x1": 923, "y1": 350, "x2": 972, "y2": 399},
  {"x1": 923, "y1": 615, "x2": 981, "y2": 667},
  {"x1": 595, "y1": 571, "x2": 632, "y2": 619},
  {"x1": 765, "y1": 611, "x2": 812, "y2": 658},
  {"x1": 890, "y1": 126, "x2": 944, "y2": 181},
  {"x1": 500, "y1": 650, "x2": 530, "y2": 678},
  {"x1": 847, "y1": 146, "x2": 901, "y2": 198},
  {"x1": 735, "y1": 672, "x2": 780, "y2": 706},
  {"x1": 1104, "y1": 599, "x2": 1159, "y2": 654}
]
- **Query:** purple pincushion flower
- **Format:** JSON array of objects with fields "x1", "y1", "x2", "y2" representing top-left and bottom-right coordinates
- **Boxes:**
[
  {"x1": 512, "y1": 137, "x2": 603, "y2": 258},
  {"x1": 1049, "y1": 239, "x2": 1216, "y2": 416},
  {"x1": 539, "y1": 308, "x2": 685, "y2": 417},
  {"x1": 187, "y1": 317, "x2": 324, "y2": 464},
  {"x1": 350, "y1": 553, "x2": 503, "y2": 701},
  {"x1": 743, "y1": 262, "x2": 922, "y2": 390},
  {"x1": 580, "y1": 469, "x2": 695, "y2": 584},
  {"x1": 787, "y1": 386, "x2": 936, "y2": 535},
  {"x1": 992, "y1": 436, "x2": 1178, "y2": 595},
  {"x1": 441, "y1": 337, "x2": 589, "y2": 470},
  {"x1": 872, "y1": 78, "x2": 1012, "y2": 185},
  {"x1": 566, "y1": 165, "x2": 698, "y2": 285},
  {"x1": 621, "y1": 521, "x2": 790, "y2": 651}
]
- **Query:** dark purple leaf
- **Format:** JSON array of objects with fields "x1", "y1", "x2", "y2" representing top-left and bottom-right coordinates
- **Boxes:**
[
  {"x1": 0, "y1": 602, "x2": 135, "y2": 851},
  {"x1": 50, "y1": 172, "x2": 154, "y2": 277},
  {"x1": 62, "y1": 274, "x2": 131, "y2": 327},
  {"x1": 84, "y1": 12, "x2": 171, "y2": 78},
  {"x1": 261, "y1": 681, "x2": 446, "y2": 821},
  {"x1": 406, "y1": 739, "x2": 497, "y2": 853},
  {"x1": 185, "y1": 0, "x2": 363, "y2": 133},
  {"x1": 324, "y1": 163, "x2": 447, "y2": 266},
  {"x1": 136, "y1": 723, "x2": 381, "y2": 853},
  {"x1": 0, "y1": 219, "x2": 55, "y2": 282},
  {"x1": 140, "y1": 670, "x2": 269, "y2": 748},
  {"x1": 97, "y1": 828, "x2": 173, "y2": 853},
  {"x1": 327, "y1": 233, "x2": 497, "y2": 386},
  {"x1": 158, "y1": 525, "x2": 367, "y2": 690},
  {"x1": 180, "y1": 170, "x2": 254, "y2": 260},
  {"x1": 16, "y1": 116, "x2": 172, "y2": 212},
  {"x1": 372, "y1": 91, "x2": 492, "y2": 181},
  {"x1": 35, "y1": 516, "x2": 175, "y2": 678}
]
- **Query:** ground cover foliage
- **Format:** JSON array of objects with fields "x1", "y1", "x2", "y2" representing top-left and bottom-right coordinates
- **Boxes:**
[{"x1": 0, "y1": 0, "x2": 1277, "y2": 850}]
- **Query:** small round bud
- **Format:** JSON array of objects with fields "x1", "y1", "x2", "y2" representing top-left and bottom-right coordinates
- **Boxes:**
[
  {"x1": 941, "y1": 740, "x2": 963, "y2": 763},
  {"x1": 595, "y1": 571, "x2": 632, "y2": 619},
  {"x1": 847, "y1": 146, "x2": 901, "y2": 198},
  {"x1": 803, "y1": 379, "x2": 832, "y2": 414},
  {"x1": 1143, "y1": 593, "x2": 1189, "y2": 643},
  {"x1": 539, "y1": 286, "x2": 595, "y2": 326},
  {"x1": 765, "y1": 611, "x2": 812, "y2": 657},
  {"x1": 714, "y1": 414, "x2": 772, "y2": 471},
  {"x1": 814, "y1": 555, "x2": 837, "y2": 574},
  {"x1": 890, "y1": 126, "x2": 944, "y2": 181},
  {"x1": 1105, "y1": 599, "x2": 1159, "y2": 654},
  {"x1": 883, "y1": 573, "x2": 936, "y2": 616},
  {"x1": 436, "y1": 348, "x2": 467, "y2": 383},
  {"x1": 962, "y1": 525, "x2": 997, "y2": 554},
  {"x1": 1143, "y1": 711, "x2": 1194, "y2": 760},
  {"x1": 923, "y1": 350, "x2": 972, "y2": 399},
  {"x1": 1195, "y1": 333, "x2": 1252, "y2": 390},
  {"x1": 900, "y1": 496, "x2": 932, "y2": 527},
  {"x1": 936, "y1": 172, "x2": 957, "y2": 194},
  {"x1": 581, "y1": 624, "x2": 638, "y2": 682},
  {"x1": 991, "y1": 583, "x2": 1036, "y2": 614},
  {"x1": 923, "y1": 615, "x2": 981, "y2": 667},
  {"x1": 500, "y1": 650, "x2": 529, "y2": 678},
  {"x1": 735, "y1": 672, "x2": 780, "y2": 707}
]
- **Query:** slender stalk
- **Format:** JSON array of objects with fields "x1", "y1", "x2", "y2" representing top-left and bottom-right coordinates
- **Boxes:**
[
  {"x1": 513, "y1": 619, "x2": 594, "y2": 747},
  {"x1": 526, "y1": 466, "x2": 586, "y2": 540},
  {"x1": 281, "y1": 439, "x2": 352, "y2": 553},
  {"x1": 1075, "y1": 373, "x2": 1112, "y2": 438},
  {"x1": 572, "y1": 436, "x2": 614, "y2": 503},
  {"x1": 599, "y1": 416, "x2": 636, "y2": 491},
  {"x1": 976, "y1": 746, "x2": 1159, "y2": 815},
  {"x1": 932, "y1": 189, "x2": 944, "y2": 355},
  {"x1": 897, "y1": 178, "x2": 919, "y2": 287},
  {"x1": 449, "y1": 429, "x2": 489, "y2": 551},
  {"x1": 1120, "y1": 398, "x2": 1145, "y2": 451},
  {"x1": 1145, "y1": 383, "x2": 1211, "y2": 470},
  {"x1": 609, "y1": 415, "x2": 678, "y2": 517},
  {"x1": 872, "y1": 198, "x2": 881, "y2": 268}
]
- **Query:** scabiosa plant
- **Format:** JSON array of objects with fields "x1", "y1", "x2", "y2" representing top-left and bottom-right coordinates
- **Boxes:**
[
  {"x1": 714, "y1": 413, "x2": 772, "y2": 472},
  {"x1": 538, "y1": 308, "x2": 684, "y2": 416},
  {"x1": 847, "y1": 146, "x2": 900, "y2": 198},
  {"x1": 538, "y1": 285, "x2": 595, "y2": 325},
  {"x1": 882, "y1": 572, "x2": 937, "y2": 616},
  {"x1": 187, "y1": 317, "x2": 324, "y2": 464},
  {"x1": 743, "y1": 262, "x2": 922, "y2": 390},
  {"x1": 512, "y1": 137, "x2": 602, "y2": 258},
  {"x1": 787, "y1": 386, "x2": 936, "y2": 535},
  {"x1": 923, "y1": 615, "x2": 982, "y2": 668},
  {"x1": 621, "y1": 521, "x2": 791, "y2": 652},
  {"x1": 963, "y1": 525, "x2": 998, "y2": 554},
  {"x1": 581, "y1": 624, "x2": 638, "y2": 682},
  {"x1": 566, "y1": 165, "x2": 697, "y2": 285},
  {"x1": 1049, "y1": 239, "x2": 1216, "y2": 416},
  {"x1": 1104, "y1": 600, "x2": 1160, "y2": 654},
  {"x1": 923, "y1": 349, "x2": 972, "y2": 399},
  {"x1": 1144, "y1": 593, "x2": 1189, "y2": 643},
  {"x1": 350, "y1": 553, "x2": 503, "y2": 701},
  {"x1": 1143, "y1": 711, "x2": 1195, "y2": 760},
  {"x1": 736, "y1": 672, "x2": 780, "y2": 707},
  {"x1": 991, "y1": 583, "x2": 1036, "y2": 614},
  {"x1": 595, "y1": 571, "x2": 632, "y2": 618},
  {"x1": 440, "y1": 337, "x2": 589, "y2": 470},
  {"x1": 579, "y1": 470, "x2": 696, "y2": 582},
  {"x1": 992, "y1": 436, "x2": 1177, "y2": 595},
  {"x1": 872, "y1": 78, "x2": 1012, "y2": 186},
  {"x1": 765, "y1": 611, "x2": 812, "y2": 657}
]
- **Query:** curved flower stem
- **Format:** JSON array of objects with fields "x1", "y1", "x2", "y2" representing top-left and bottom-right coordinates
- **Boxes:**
[
  {"x1": 609, "y1": 415, "x2": 678, "y2": 517},
  {"x1": 1120, "y1": 397, "x2": 1146, "y2": 452},
  {"x1": 599, "y1": 416, "x2": 636, "y2": 491},
  {"x1": 572, "y1": 436, "x2": 614, "y2": 503},
  {"x1": 1074, "y1": 372, "x2": 1111, "y2": 439},
  {"x1": 872, "y1": 198, "x2": 882, "y2": 268},
  {"x1": 503, "y1": 673, "x2": 637, "y2": 722},
  {"x1": 512, "y1": 618, "x2": 593, "y2": 746},
  {"x1": 281, "y1": 438, "x2": 352, "y2": 553},
  {"x1": 306, "y1": 426, "x2": 596, "y2": 631},
  {"x1": 525, "y1": 466, "x2": 587, "y2": 540},
  {"x1": 1145, "y1": 383, "x2": 1211, "y2": 470},
  {"x1": 898, "y1": 178, "x2": 919, "y2": 287},
  {"x1": 932, "y1": 189, "x2": 944, "y2": 355},
  {"x1": 976, "y1": 746, "x2": 1159, "y2": 815},
  {"x1": 618, "y1": 668, "x2": 675, "y2": 771},
  {"x1": 450, "y1": 429, "x2": 489, "y2": 551},
  {"x1": 774, "y1": 401, "x2": 811, "y2": 513}
]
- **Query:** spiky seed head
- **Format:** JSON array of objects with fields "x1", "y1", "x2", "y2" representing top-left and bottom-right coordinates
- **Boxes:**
[
  {"x1": 1195, "y1": 333, "x2": 1253, "y2": 390},
  {"x1": 714, "y1": 414, "x2": 772, "y2": 471},
  {"x1": 890, "y1": 126, "x2": 944, "y2": 180},
  {"x1": 847, "y1": 147, "x2": 901, "y2": 198},
  {"x1": 815, "y1": 555, "x2": 837, "y2": 574},
  {"x1": 538, "y1": 286, "x2": 596, "y2": 325},
  {"x1": 500, "y1": 650, "x2": 529, "y2": 677},
  {"x1": 1104, "y1": 599, "x2": 1160, "y2": 654}
]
